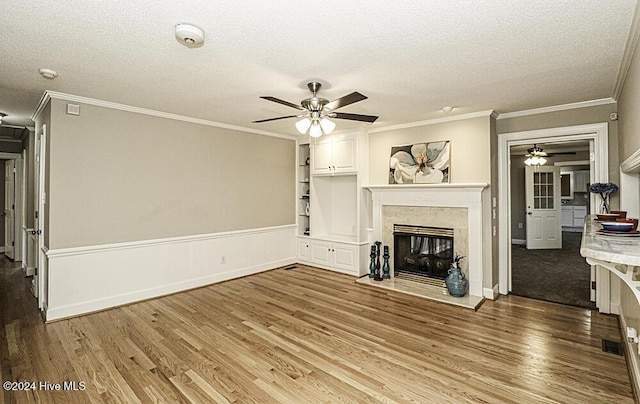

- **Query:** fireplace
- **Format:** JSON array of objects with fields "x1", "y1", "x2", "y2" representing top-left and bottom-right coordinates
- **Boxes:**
[
  {"x1": 365, "y1": 183, "x2": 490, "y2": 299},
  {"x1": 393, "y1": 224, "x2": 454, "y2": 279}
]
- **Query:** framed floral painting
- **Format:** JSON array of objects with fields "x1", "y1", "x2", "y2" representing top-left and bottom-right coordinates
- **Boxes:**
[{"x1": 389, "y1": 141, "x2": 450, "y2": 184}]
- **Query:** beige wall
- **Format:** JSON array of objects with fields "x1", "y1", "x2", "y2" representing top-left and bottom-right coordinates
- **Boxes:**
[
  {"x1": 368, "y1": 115, "x2": 497, "y2": 289},
  {"x1": 617, "y1": 20, "x2": 640, "y2": 374},
  {"x1": 619, "y1": 44, "x2": 640, "y2": 161},
  {"x1": 368, "y1": 116, "x2": 492, "y2": 184},
  {"x1": 43, "y1": 99, "x2": 295, "y2": 249}
]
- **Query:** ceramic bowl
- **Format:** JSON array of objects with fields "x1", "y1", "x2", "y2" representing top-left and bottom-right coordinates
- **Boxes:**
[
  {"x1": 596, "y1": 213, "x2": 620, "y2": 221},
  {"x1": 611, "y1": 210, "x2": 628, "y2": 218},
  {"x1": 601, "y1": 221, "x2": 634, "y2": 232},
  {"x1": 616, "y1": 218, "x2": 639, "y2": 231}
]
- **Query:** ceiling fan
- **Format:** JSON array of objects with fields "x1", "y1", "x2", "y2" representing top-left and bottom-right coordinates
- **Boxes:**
[
  {"x1": 253, "y1": 81, "x2": 378, "y2": 138},
  {"x1": 524, "y1": 144, "x2": 576, "y2": 166}
]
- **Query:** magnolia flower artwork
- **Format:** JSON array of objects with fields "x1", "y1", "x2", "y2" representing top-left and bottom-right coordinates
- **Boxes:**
[{"x1": 389, "y1": 141, "x2": 450, "y2": 184}]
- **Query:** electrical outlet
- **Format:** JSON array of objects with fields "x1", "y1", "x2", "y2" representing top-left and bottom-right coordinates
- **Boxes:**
[{"x1": 518, "y1": 222, "x2": 523, "y2": 229}]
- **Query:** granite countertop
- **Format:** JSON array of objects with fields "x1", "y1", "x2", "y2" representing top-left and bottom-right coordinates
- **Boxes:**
[{"x1": 580, "y1": 215, "x2": 640, "y2": 266}]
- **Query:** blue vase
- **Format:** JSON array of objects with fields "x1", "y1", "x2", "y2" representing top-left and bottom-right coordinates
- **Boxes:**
[{"x1": 445, "y1": 266, "x2": 468, "y2": 297}]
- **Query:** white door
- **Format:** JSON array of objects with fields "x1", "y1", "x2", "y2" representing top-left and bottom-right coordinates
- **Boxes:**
[
  {"x1": 525, "y1": 166, "x2": 562, "y2": 249},
  {"x1": 4, "y1": 160, "x2": 15, "y2": 259}
]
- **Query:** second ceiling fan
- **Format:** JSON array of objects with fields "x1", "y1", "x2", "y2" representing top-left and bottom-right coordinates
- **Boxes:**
[{"x1": 253, "y1": 81, "x2": 378, "y2": 137}]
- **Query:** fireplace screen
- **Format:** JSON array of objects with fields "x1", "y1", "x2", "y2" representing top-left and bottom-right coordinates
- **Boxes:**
[{"x1": 393, "y1": 224, "x2": 454, "y2": 279}]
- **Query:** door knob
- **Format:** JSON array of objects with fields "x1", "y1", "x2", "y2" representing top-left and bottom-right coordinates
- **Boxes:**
[{"x1": 527, "y1": 212, "x2": 532, "y2": 215}]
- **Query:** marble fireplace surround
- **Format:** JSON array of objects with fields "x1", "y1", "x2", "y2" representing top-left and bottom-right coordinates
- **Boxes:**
[{"x1": 365, "y1": 183, "x2": 490, "y2": 298}]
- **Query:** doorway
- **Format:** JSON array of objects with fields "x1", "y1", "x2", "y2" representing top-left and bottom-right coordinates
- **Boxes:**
[
  {"x1": 508, "y1": 140, "x2": 594, "y2": 307},
  {"x1": 498, "y1": 123, "x2": 610, "y2": 311},
  {"x1": 0, "y1": 153, "x2": 23, "y2": 263}
]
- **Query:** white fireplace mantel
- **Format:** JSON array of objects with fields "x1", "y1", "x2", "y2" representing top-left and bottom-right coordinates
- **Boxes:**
[{"x1": 363, "y1": 183, "x2": 491, "y2": 298}]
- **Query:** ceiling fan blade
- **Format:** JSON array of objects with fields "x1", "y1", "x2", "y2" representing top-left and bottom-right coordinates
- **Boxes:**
[
  {"x1": 260, "y1": 96, "x2": 305, "y2": 110},
  {"x1": 325, "y1": 92, "x2": 368, "y2": 111},
  {"x1": 547, "y1": 151, "x2": 577, "y2": 156},
  {"x1": 333, "y1": 112, "x2": 378, "y2": 123},
  {"x1": 252, "y1": 115, "x2": 299, "y2": 123}
]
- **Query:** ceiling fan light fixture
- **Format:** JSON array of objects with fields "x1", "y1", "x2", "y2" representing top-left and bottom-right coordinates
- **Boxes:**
[
  {"x1": 295, "y1": 118, "x2": 311, "y2": 134},
  {"x1": 309, "y1": 121, "x2": 322, "y2": 138},
  {"x1": 319, "y1": 118, "x2": 335, "y2": 134},
  {"x1": 524, "y1": 155, "x2": 547, "y2": 166}
]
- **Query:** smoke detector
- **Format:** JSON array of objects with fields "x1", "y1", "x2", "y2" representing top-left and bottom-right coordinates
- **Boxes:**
[
  {"x1": 39, "y1": 68, "x2": 58, "y2": 79},
  {"x1": 175, "y1": 23, "x2": 204, "y2": 48}
]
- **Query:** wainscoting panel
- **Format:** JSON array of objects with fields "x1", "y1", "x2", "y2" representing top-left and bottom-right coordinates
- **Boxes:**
[{"x1": 45, "y1": 225, "x2": 296, "y2": 321}]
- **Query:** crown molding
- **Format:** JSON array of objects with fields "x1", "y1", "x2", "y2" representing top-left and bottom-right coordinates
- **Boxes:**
[
  {"x1": 613, "y1": 0, "x2": 640, "y2": 101},
  {"x1": 621, "y1": 147, "x2": 640, "y2": 173},
  {"x1": 32, "y1": 91, "x2": 297, "y2": 141},
  {"x1": 369, "y1": 110, "x2": 495, "y2": 134},
  {"x1": 496, "y1": 98, "x2": 616, "y2": 120}
]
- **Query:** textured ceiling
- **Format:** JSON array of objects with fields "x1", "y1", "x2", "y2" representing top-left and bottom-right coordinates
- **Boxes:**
[{"x1": 0, "y1": 0, "x2": 636, "y2": 136}]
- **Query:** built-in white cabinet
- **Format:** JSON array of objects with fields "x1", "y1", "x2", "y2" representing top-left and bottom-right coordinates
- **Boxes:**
[
  {"x1": 573, "y1": 206, "x2": 587, "y2": 227},
  {"x1": 561, "y1": 206, "x2": 573, "y2": 227},
  {"x1": 311, "y1": 133, "x2": 357, "y2": 175},
  {"x1": 297, "y1": 237, "x2": 367, "y2": 276},
  {"x1": 561, "y1": 205, "x2": 587, "y2": 228},
  {"x1": 296, "y1": 129, "x2": 369, "y2": 277}
]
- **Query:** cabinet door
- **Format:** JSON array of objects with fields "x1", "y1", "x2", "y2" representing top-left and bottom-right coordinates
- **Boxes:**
[
  {"x1": 574, "y1": 171, "x2": 589, "y2": 193},
  {"x1": 310, "y1": 240, "x2": 332, "y2": 266},
  {"x1": 573, "y1": 207, "x2": 587, "y2": 227},
  {"x1": 332, "y1": 135, "x2": 357, "y2": 173},
  {"x1": 311, "y1": 138, "x2": 333, "y2": 175},
  {"x1": 561, "y1": 207, "x2": 573, "y2": 227},
  {"x1": 332, "y1": 243, "x2": 357, "y2": 272},
  {"x1": 297, "y1": 240, "x2": 310, "y2": 261}
]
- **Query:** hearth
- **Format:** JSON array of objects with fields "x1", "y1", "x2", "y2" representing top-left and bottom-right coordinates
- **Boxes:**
[{"x1": 393, "y1": 224, "x2": 454, "y2": 279}]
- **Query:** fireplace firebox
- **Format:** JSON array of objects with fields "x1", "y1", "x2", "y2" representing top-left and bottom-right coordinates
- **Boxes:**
[{"x1": 393, "y1": 224, "x2": 454, "y2": 279}]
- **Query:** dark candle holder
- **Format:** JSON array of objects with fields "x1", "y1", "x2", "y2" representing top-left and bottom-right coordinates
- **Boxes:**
[
  {"x1": 382, "y1": 246, "x2": 390, "y2": 279},
  {"x1": 369, "y1": 245, "x2": 376, "y2": 278},
  {"x1": 374, "y1": 241, "x2": 383, "y2": 281}
]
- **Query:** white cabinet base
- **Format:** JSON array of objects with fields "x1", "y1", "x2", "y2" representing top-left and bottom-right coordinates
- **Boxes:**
[{"x1": 297, "y1": 236, "x2": 367, "y2": 276}]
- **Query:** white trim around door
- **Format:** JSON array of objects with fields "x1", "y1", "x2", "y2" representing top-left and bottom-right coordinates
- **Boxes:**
[{"x1": 498, "y1": 123, "x2": 609, "y2": 308}]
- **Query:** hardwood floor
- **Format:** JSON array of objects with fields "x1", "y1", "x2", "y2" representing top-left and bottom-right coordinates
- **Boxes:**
[{"x1": 1, "y1": 257, "x2": 634, "y2": 403}]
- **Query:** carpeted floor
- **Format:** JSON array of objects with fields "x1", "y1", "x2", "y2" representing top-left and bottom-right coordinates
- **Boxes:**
[{"x1": 511, "y1": 231, "x2": 595, "y2": 309}]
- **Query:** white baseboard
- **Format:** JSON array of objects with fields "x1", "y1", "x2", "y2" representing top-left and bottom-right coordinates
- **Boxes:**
[
  {"x1": 44, "y1": 225, "x2": 296, "y2": 321},
  {"x1": 619, "y1": 312, "x2": 640, "y2": 398},
  {"x1": 483, "y1": 284, "x2": 500, "y2": 300},
  {"x1": 511, "y1": 239, "x2": 526, "y2": 245},
  {"x1": 23, "y1": 266, "x2": 35, "y2": 277}
]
